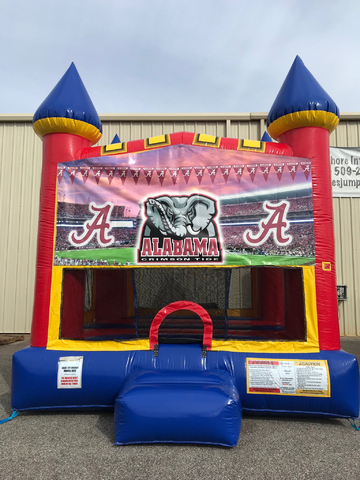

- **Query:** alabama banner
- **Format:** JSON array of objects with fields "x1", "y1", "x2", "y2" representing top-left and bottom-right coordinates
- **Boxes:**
[{"x1": 54, "y1": 144, "x2": 315, "y2": 267}]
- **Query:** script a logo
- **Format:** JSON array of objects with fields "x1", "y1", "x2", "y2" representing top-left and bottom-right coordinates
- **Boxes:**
[
  {"x1": 243, "y1": 200, "x2": 292, "y2": 247},
  {"x1": 68, "y1": 202, "x2": 114, "y2": 247}
]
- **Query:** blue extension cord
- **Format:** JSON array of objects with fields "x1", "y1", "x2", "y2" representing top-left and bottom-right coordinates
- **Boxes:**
[
  {"x1": 0, "y1": 410, "x2": 19, "y2": 425},
  {"x1": 348, "y1": 418, "x2": 360, "y2": 431}
]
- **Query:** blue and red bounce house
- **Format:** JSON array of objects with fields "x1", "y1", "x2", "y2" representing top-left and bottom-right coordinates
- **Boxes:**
[{"x1": 12, "y1": 56, "x2": 359, "y2": 446}]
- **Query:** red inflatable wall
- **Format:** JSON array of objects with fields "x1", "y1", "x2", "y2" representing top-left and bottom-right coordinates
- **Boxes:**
[
  {"x1": 280, "y1": 127, "x2": 340, "y2": 350},
  {"x1": 31, "y1": 133, "x2": 91, "y2": 347}
]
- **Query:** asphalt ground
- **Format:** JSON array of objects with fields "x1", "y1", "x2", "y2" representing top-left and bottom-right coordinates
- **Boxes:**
[{"x1": 1, "y1": 337, "x2": 360, "y2": 480}]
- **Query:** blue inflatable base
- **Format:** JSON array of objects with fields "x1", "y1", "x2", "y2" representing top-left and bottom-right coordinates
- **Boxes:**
[
  {"x1": 12, "y1": 345, "x2": 359, "y2": 419},
  {"x1": 114, "y1": 369, "x2": 241, "y2": 446}
]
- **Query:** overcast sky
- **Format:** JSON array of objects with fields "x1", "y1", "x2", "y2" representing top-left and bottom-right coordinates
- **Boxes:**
[{"x1": 1, "y1": 0, "x2": 360, "y2": 114}]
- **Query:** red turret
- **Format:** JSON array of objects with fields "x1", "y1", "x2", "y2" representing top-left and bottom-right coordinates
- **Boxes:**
[
  {"x1": 267, "y1": 56, "x2": 340, "y2": 350},
  {"x1": 31, "y1": 64, "x2": 102, "y2": 346}
]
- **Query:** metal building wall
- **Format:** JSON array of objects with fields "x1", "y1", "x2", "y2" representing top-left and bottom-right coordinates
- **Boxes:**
[
  {"x1": 0, "y1": 113, "x2": 359, "y2": 334},
  {"x1": 0, "y1": 120, "x2": 42, "y2": 334},
  {"x1": 330, "y1": 116, "x2": 360, "y2": 336}
]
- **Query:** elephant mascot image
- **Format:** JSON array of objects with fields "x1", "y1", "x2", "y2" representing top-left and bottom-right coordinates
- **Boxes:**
[{"x1": 141, "y1": 194, "x2": 218, "y2": 246}]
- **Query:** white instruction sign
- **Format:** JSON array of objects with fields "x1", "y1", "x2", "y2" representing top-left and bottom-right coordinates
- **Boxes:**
[
  {"x1": 247, "y1": 359, "x2": 330, "y2": 397},
  {"x1": 57, "y1": 356, "x2": 83, "y2": 389}
]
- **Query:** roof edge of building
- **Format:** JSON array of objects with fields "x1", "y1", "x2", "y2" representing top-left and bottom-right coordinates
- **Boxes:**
[{"x1": 0, "y1": 112, "x2": 359, "y2": 122}]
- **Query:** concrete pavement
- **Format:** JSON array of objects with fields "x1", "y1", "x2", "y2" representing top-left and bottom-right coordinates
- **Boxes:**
[{"x1": 1, "y1": 337, "x2": 359, "y2": 480}]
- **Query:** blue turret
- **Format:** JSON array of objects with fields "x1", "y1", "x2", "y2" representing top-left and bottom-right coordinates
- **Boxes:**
[
  {"x1": 33, "y1": 63, "x2": 102, "y2": 145},
  {"x1": 261, "y1": 131, "x2": 272, "y2": 142},
  {"x1": 267, "y1": 56, "x2": 339, "y2": 140},
  {"x1": 111, "y1": 134, "x2": 121, "y2": 144}
]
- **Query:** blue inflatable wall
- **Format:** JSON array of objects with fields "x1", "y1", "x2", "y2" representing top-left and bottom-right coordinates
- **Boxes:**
[{"x1": 12, "y1": 345, "x2": 359, "y2": 418}]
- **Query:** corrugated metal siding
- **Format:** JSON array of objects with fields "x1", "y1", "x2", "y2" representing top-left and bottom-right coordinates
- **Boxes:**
[
  {"x1": 0, "y1": 114, "x2": 360, "y2": 334},
  {"x1": 330, "y1": 118, "x2": 360, "y2": 335},
  {"x1": 0, "y1": 122, "x2": 42, "y2": 333},
  {"x1": 100, "y1": 120, "x2": 227, "y2": 144}
]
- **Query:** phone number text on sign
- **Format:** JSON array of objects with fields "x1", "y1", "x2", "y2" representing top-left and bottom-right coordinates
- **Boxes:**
[{"x1": 331, "y1": 147, "x2": 360, "y2": 197}]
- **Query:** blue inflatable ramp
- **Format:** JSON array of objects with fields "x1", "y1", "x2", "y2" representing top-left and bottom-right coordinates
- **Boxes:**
[{"x1": 114, "y1": 369, "x2": 241, "y2": 447}]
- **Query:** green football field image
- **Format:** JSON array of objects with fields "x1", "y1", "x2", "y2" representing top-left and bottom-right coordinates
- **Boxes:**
[{"x1": 55, "y1": 247, "x2": 315, "y2": 266}]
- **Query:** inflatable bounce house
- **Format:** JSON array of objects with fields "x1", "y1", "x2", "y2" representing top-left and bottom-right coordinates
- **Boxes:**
[{"x1": 12, "y1": 56, "x2": 359, "y2": 446}]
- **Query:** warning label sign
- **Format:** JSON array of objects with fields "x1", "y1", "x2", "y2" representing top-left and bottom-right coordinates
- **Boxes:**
[
  {"x1": 246, "y1": 358, "x2": 330, "y2": 397},
  {"x1": 57, "y1": 356, "x2": 83, "y2": 389}
]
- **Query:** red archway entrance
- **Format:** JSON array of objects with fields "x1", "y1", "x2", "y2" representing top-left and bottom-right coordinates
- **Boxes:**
[{"x1": 149, "y1": 301, "x2": 213, "y2": 351}]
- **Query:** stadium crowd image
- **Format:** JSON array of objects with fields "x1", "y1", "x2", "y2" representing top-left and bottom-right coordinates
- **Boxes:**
[{"x1": 11, "y1": 56, "x2": 359, "y2": 446}]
